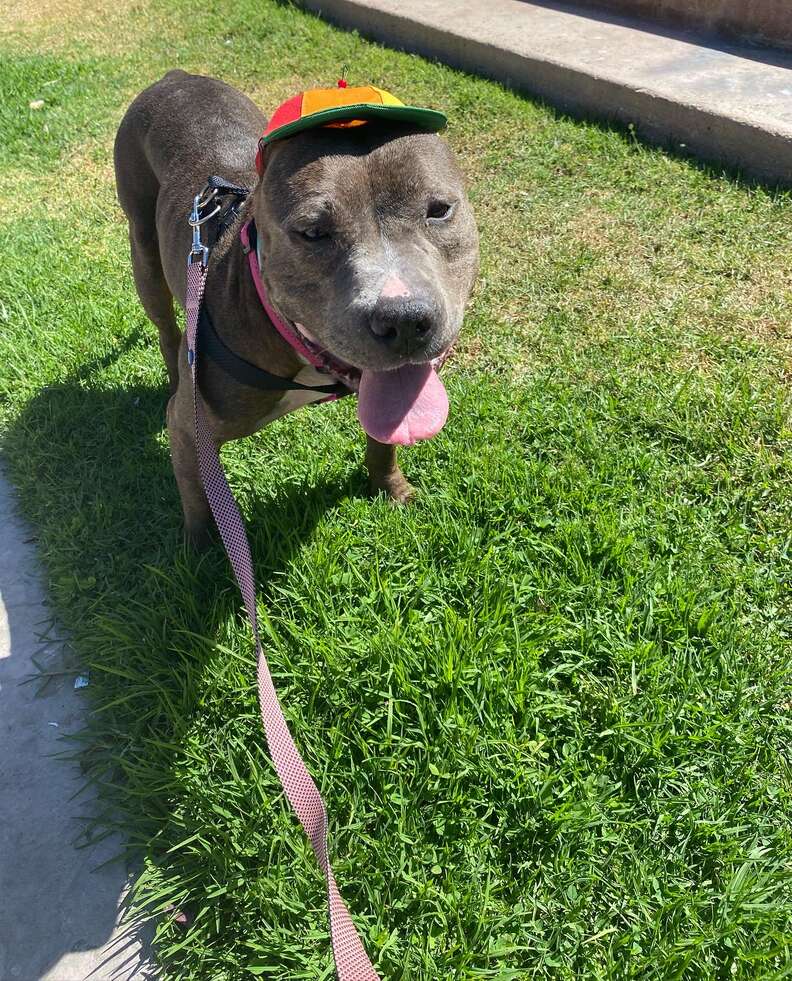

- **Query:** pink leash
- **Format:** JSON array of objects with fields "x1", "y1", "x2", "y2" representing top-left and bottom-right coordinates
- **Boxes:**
[{"x1": 185, "y1": 225, "x2": 380, "y2": 977}]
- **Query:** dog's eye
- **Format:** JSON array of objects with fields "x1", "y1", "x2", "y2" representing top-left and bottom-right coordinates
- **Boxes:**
[
  {"x1": 298, "y1": 226, "x2": 329, "y2": 242},
  {"x1": 426, "y1": 200, "x2": 454, "y2": 223}
]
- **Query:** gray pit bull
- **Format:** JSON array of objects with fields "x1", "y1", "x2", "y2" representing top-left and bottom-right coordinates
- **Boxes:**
[{"x1": 114, "y1": 71, "x2": 479, "y2": 546}]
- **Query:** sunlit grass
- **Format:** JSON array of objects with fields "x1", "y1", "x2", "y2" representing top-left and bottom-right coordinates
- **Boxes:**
[{"x1": 0, "y1": 0, "x2": 790, "y2": 977}]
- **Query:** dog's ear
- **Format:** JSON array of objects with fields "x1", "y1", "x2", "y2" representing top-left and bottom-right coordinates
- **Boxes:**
[{"x1": 255, "y1": 138, "x2": 269, "y2": 176}]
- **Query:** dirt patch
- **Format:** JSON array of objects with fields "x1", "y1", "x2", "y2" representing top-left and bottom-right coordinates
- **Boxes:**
[
  {"x1": 1, "y1": 0, "x2": 129, "y2": 33},
  {"x1": 0, "y1": 0, "x2": 166, "y2": 57}
]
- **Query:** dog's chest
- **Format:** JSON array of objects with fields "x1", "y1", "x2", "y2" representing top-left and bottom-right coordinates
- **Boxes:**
[{"x1": 254, "y1": 364, "x2": 337, "y2": 429}]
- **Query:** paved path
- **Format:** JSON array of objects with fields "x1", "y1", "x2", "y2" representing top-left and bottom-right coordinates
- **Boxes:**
[
  {"x1": 0, "y1": 465, "x2": 155, "y2": 981},
  {"x1": 300, "y1": 0, "x2": 792, "y2": 184}
]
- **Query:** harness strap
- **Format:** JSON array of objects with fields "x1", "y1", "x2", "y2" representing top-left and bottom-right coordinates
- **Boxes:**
[
  {"x1": 185, "y1": 260, "x2": 380, "y2": 980},
  {"x1": 197, "y1": 306, "x2": 347, "y2": 396},
  {"x1": 205, "y1": 174, "x2": 251, "y2": 197}
]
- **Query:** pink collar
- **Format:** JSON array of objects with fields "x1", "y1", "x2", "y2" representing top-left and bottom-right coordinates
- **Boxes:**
[{"x1": 240, "y1": 220, "x2": 359, "y2": 392}]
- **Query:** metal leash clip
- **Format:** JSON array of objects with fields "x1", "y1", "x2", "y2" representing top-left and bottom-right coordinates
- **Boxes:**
[{"x1": 187, "y1": 185, "x2": 221, "y2": 266}]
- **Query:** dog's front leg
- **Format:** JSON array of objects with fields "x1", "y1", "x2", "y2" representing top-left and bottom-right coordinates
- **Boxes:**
[{"x1": 365, "y1": 435, "x2": 416, "y2": 504}]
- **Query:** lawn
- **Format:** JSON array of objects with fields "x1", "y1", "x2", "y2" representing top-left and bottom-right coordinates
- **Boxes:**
[{"x1": 1, "y1": 0, "x2": 791, "y2": 977}]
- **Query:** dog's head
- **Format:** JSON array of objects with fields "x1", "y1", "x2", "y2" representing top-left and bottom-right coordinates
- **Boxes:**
[{"x1": 251, "y1": 122, "x2": 479, "y2": 373}]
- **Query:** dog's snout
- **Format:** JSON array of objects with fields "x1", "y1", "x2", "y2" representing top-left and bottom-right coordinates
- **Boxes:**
[{"x1": 368, "y1": 296, "x2": 437, "y2": 353}]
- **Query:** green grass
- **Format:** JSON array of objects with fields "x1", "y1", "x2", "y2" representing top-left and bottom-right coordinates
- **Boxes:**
[{"x1": 1, "y1": 0, "x2": 791, "y2": 977}]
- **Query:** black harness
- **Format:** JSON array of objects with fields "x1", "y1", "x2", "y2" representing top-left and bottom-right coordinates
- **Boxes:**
[{"x1": 195, "y1": 177, "x2": 349, "y2": 398}]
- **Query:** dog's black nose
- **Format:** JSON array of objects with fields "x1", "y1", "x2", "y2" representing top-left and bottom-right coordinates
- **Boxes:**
[{"x1": 368, "y1": 296, "x2": 437, "y2": 354}]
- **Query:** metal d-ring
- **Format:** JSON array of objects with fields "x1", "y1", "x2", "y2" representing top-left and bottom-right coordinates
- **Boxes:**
[{"x1": 188, "y1": 203, "x2": 222, "y2": 228}]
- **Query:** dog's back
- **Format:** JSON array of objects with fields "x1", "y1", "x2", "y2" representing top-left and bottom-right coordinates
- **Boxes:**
[
  {"x1": 114, "y1": 71, "x2": 266, "y2": 382},
  {"x1": 114, "y1": 71, "x2": 264, "y2": 306},
  {"x1": 114, "y1": 69, "x2": 263, "y2": 217}
]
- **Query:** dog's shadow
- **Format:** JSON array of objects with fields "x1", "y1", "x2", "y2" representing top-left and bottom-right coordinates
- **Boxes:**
[{"x1": 0, "y1": 363, "x2": 349, "y2": 978}]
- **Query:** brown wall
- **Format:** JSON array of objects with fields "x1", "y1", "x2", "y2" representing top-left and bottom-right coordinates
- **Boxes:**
[{"x1": 566, "y1": 0, "x2": 792, "y2": 50}]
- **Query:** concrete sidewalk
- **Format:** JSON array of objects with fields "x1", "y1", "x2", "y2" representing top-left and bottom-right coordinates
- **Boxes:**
[
  {"x1": 0, "y1": 465, "x2": 155, "y2": 981},
  {"x1": 299, "y1": 0, "x2": 792, "y2": 184}
]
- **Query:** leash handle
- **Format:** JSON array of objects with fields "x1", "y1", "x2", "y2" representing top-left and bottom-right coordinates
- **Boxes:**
[{"x1": 185, "y1": 259, "x2": 380, "y2": 980}]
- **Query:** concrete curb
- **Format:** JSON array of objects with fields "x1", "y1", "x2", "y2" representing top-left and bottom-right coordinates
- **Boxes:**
[{"x1": 298, "y1": 0, "x2": 792, "y2": 185}]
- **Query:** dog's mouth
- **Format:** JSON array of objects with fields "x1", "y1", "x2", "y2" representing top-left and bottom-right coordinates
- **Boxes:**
[{"x1": 294, "y1": 321, "x2": 450, "y2": 446}]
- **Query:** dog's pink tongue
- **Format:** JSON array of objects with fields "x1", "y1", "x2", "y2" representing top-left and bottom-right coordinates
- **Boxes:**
[{"x1": 357, "y1": 363, "x2": 449, "y2": 446}]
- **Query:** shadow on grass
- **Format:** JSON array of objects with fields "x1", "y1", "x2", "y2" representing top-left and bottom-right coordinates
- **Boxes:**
[{"x1": 0, "y1": 366, "x2": 350, "y2": 978}]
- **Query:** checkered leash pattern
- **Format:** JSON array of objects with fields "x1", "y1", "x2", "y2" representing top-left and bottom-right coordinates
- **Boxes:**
[{"x1": 185, "y1": 259, "x2": 380, "y2": 980}]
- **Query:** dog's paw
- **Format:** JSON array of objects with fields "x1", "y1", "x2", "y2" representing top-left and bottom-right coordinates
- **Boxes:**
[
  {"x1": 370, "y1": 474, "x2": 417, "y2": 505},
  {"x1": 184, "y1": 520, "x2": 217, "y2": 552}
]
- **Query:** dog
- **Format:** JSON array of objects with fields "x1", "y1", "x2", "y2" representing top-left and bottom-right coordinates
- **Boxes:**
[{"x1": 114, "y1": 71, "x2": 479, "y2": 546}]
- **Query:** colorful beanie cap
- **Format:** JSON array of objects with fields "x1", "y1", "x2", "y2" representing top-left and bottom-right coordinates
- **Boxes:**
[{"x1": 255, "y1": 81, "x2": 447, "y2": 172}]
